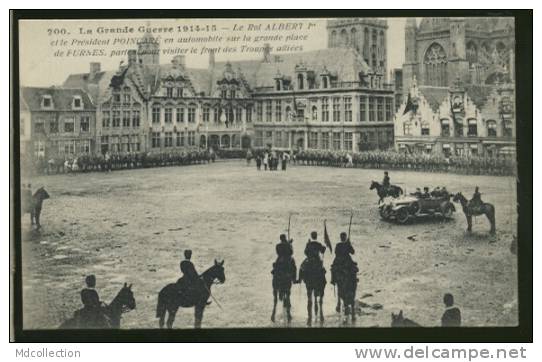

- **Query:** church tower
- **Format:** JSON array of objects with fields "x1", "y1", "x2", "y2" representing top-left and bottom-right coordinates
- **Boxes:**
[
  {"x1": 138, "y1": 27, "x2": 160, "y2": 66},
  {"x1": 448, "y1": 18, "x2": 469, "y2": 86},
  {"x1": 402, "y1": 18, "x2": 418, "y2": 94},
  {"x1": 327, "y1": 18, "x2": 388, "y2": 77}
]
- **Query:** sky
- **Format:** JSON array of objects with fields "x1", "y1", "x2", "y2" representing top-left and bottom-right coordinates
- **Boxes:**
[{"x1": 19, "y1": 18, "x2": 411, "y2": 87}]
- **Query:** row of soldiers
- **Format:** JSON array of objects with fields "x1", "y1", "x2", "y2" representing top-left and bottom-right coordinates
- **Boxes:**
[
  {"x1": 25, "y1": 150, "x2": 215, "y2": 175},
  {"x1": 294, "y1": 150, "x2": 516, "y2": 176}
]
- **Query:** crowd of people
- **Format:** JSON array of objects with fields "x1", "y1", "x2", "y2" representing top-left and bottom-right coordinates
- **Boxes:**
[
  {"x1": 293, "y1": 149, "x2": 516, "y2": 176},
  {"x1": 23, "y1": 150, "x2": 216, "y2": 175},
  {"x1": 248, "y1": 149, "x2": 291, "y2": 171},
  {"x1": 22, "y1": 148, "x2": 516, "y2": 177}
]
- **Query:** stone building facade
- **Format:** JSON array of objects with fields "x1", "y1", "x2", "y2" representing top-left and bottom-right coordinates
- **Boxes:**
[
  {"x1": 394, "y1": 76, "x2": 516, "y2": 156},
  {"x1": 19, "y1": 87, "x2": 96, "y2": 158},
  {"x1": 402, "y1": 17, "x2": 515, "y2": 92}
]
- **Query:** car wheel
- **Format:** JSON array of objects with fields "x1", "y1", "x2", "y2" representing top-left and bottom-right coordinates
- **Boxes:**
[
  {"x1": 396, "y1": 208, "x2": 410, "y2": 224},
  {"x1": 380, "y1": 206, "x2": 391, "y2": 220}
]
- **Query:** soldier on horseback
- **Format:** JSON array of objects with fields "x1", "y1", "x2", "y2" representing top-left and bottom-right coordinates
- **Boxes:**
[
  {"x1": 382, "y1": 171, "x2": 390, "y2": 192},
  {"x1": 469, "y1": 186, "x2": 483, "y2": 212},
  {"x1": 331, "y1": 232, "x2": 359, "y2": 286},
  {"x1": 74, "y1": 274, "x2": 108, "y2": 328},
  {"x1": 299, "y1": 231, "x2": 326, "y2": 283},
  {"x1": 271, "y1": 234, "x2": 297, "y2": 284}
]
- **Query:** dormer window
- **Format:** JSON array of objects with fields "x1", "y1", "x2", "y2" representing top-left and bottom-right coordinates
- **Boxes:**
[
  {"x1": 72, "y1": 96, "x2": 83, "y2": 110},
  {"x1": 230, "y1": 90, "x2": 236, "y2": 99},
  {"x1": 166, "y1": 87, "x2": 174, "y2": 98},
  {"x1": 276, "y1": 79, "x2": 281, "y2": 91},
  {"x1": 221, "y1": 89, "x2": 227, "y2": 98},
  {"x1": 41, "y1": 95, "x2": 53, "y2": 109},
  {"x1": 322, "y1": 76, "x2": 328, "y2": 89},
  {"x1": 297, "y1": 74, "x2": 304, "y2": 90},
  {"x1": 176, "y1": 87, "x2": 183, "y2": 98}
]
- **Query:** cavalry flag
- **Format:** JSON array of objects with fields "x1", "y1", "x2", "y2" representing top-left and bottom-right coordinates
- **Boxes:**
[
  {"x1": 323, "y1": 220, "x2": 333, "y2": 254},
  {"x1": 403, "y1": 92, "x2": 416, "y2": 115}
]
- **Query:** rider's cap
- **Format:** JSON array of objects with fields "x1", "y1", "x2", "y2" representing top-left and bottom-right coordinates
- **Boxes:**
[
  {"x1": 280, "y1": 234, "x2": 287, "y2": 241},
  {"x1": 184, "y1": 249, "x2": 192, "y2": 259},
  {"x1": 85, "y1": 274, "x2": 96, "y2": 287},
  {"x1": 340, "y1": 232, "x2": 347, "y2": 240},
  {"x1": 443, "y1": 293, "x2": 454, "y2": 306},
  {"x1": 310, "y1": 231, "x2": 318, "y2": 239}
]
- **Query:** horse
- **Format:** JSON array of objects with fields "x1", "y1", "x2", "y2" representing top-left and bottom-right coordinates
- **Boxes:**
[
  {"x1": 22, "y1": 187, "x2": 49, "y2": 229},
  {"x1": 334, "y1": 266, "x2": 358, "y2": 324},
  {"x1": 370, "y1": 181, "x2": 403, "y2": 202},
  {"x1": 391, "y1": 310, "x2": 421, "y2": 327},
  {"x1": 271, "y1": 259, "x2": 295, "y2": 324},
  {"x1": 299, "y1": 257, "x2": 326, "y2": 326},
  {"x1": 452, "y1": 192, "x2": 496, "y2": 235},
  {"x1": 156, "y1": 259, "x2": 225, "y2": 329},
  {"x1": 59, "y1": 283, "x2": 136, "y2": 329}
]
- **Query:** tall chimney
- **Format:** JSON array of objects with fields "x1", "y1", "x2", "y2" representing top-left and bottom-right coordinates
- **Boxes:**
[
  {"x1": 263, "y1": 43, "x2": 272, "y2": 63},
  {"x1": 208, "y1": 49, "x2": 215, "y2": 69},
  {"x1": 172, "y1": 55, "x2": 185, "y2": 67},
  {"x1": 128, "y1": 49, "x2": 137, "y2": 65},
  {"x1": 90, "y1": 62, "x2": 101, "y2": 77}
]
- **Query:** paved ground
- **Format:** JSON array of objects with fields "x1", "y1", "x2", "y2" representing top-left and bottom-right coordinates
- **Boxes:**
[{"x1": 20, "y1": 160, "x2": 518, "y2": 329}]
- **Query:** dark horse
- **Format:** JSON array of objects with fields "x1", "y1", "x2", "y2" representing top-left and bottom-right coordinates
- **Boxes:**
[
  {"x1": 453, "y1": 192, "x2": 496, "y2": 235},
  {"x1": 391, "y1": 310, "x2": 421, "y2": 327},
  {"x1": 299, "y1": 258, "x2": 326, "y2": 326},
  {"x1": 370, "y1": 181, "x2": 403, "y2": 202},
  {"x1": 271, "y1": 259, "x2": 296, "y2": 324},
  {"x1": 59, "y1": 283, "x2": 136, "y2": 329},
  {"x1": 156, "y1": 259, "x2": 225, "y2": 329},
  {"x1": 335, "y1": 267, "x2": 358, "y2": 324},
  {"x1": 23, "y1": 187, "x2": 50, "y2": 229}
]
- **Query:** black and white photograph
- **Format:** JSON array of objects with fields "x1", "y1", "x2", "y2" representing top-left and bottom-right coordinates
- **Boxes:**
[{"x1": 10, "y1": 10, "x2": 532, "y2": 343}]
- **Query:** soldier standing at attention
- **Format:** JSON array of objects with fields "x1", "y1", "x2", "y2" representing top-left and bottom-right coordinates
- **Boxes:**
[{"x1": 441, "y1": 293, "x2": 461, "y2": 327}]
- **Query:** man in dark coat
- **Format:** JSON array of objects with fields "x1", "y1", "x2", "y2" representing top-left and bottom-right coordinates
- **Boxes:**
[
  {"x1": 177, "y1": 249, "x2": 200, "y2": 293},
  {"x1": 382, "y1": 171, "x2": 390, "y2": 188},
  {"x1": 441, "y1": 293, "x2": 461, "y2": 327},
  {"x1": 469, "y1": 186, "x2": 483, "y2": 211},
  {"x1": 271, "y1": 234, "x2": 297, "y2": 283},
  {"x1": 80, "y1": 274, "x2": 100, "y2": 309},
  {"x1": 299, "y1": 231, "x2": 327, "y2": 282},
  {"x1": 331, "y1": 232, "x2": 358, "y2": 285}
]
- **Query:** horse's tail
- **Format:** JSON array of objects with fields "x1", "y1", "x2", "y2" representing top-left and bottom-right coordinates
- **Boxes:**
[
  {"x1": 156, "y1": 291, "x2": 166, "y2": 319},
  {"x1": 398, "y1": 186, "x2": 403, "y2": 195}
]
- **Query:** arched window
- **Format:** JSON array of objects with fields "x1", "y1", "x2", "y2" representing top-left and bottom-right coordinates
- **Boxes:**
[
  {"x1": 363, "y1": 28, "x2": 370, "y2": 61},
  {"x1": 372, "y1": 29, "x2": 377, "y2": 45},
  {"x1": 372, "y1": 53, "x2": 377, "y2": 68},
  {"x1": 275, "y1": 79, "x2": 281, "y2": 91},
  {"x1": 297, "y1": 73, "x2": 304, "y2": 90},
  {"x1": 340, "y1": 29, "x2": 349, "y2": 47},
  {"x1": 351, "y1": 28, "x2": 358, "y2": 51},
  {"x1": 312, "y1": 105, "x2": 318, "y2": 121},
  {"x1": 466, "y1": 41, "x2": 478, "y2": 66},
  {"x1": 424, "y1": 43, "x2": 448, "y2": 87},
  {"x1": 322, "y1": 76, "x2": 328, "y2": 89},
  {"x1": 379, "y1": 30, "x2": 385, "y2": 49},
  {"x1": 486, "y1": 120, "x2": 497, "y2": 137},
  {"x1": 330, "y1": 30, "x2": 337, "y2": 47}
]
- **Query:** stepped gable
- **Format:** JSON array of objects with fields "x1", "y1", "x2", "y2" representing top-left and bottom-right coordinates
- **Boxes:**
[{"x1": 418, "y1": 86, "x2": 449, "y2": 112}]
